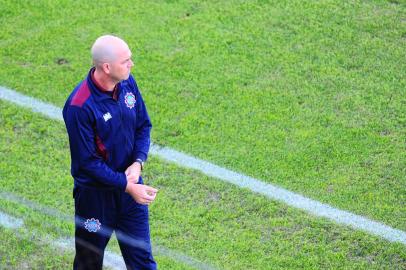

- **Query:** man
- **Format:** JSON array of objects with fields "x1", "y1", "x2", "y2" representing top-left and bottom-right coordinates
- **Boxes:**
[{"x1": 63, "y1": 35, "x2": 158, "y2": 270}]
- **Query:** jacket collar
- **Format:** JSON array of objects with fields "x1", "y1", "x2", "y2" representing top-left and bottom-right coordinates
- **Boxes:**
[{"x1": 86, "y1": 67, "x2": 121, "y2": 101}]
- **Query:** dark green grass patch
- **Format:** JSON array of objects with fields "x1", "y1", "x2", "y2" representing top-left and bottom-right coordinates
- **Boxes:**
[{"x1": 1, "y1": 100, "x2": 405, "y2": 269}]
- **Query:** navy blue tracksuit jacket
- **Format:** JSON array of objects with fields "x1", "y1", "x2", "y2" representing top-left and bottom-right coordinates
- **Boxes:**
[{"x1": 63, "y1": 68, "x2": 152, "y2": 190}]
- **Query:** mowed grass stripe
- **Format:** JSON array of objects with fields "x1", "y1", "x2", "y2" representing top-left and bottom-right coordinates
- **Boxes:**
[
  {"x1": 0, "y1": 100, "x2": 405, "y2": 269},
  {"x1": 1, "y1": 86, "x2": 405, "y2": 246}
]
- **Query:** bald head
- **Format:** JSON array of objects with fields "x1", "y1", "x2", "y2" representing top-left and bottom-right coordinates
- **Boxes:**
[{"x1": 91, "y1": 35, "x2": 130, "y2": 67}]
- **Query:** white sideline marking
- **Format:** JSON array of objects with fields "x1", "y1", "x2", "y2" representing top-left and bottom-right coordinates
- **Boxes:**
[
  {"x1": 55, "y1": 238, "x2": 126, "y2": 270},
  {"x1": 150, "y1": 145, "x2": 406, "y2": 244},
  {"x1": 0, "y1": 211, "x2": 24, "y2": 229},
  {"x1": 0, "y1": 211, "x2": 123, "y2": 270},
  {"x1": 0, "y1": 87, "x2": 62, "y2": 121},
  {"x1": 104, "y1": 250, "x2": 127, "y2": 270},
  {"x1": 1, "y1": 86, "x2": 405, "y2": 245}
]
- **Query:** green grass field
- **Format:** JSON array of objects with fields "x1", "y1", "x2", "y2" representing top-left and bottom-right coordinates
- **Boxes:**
[{"x1": 0, "y1": 0, "x2": 405, "y2": 269}]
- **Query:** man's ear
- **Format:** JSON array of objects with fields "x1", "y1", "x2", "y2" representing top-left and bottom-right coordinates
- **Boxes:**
[{"x1": 102, "y1": 63, "x2": 110, "y2": 74}]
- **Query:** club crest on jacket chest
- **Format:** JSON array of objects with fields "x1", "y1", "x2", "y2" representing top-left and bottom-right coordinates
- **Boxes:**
[{"x1": 124, "y1": 92, "x2": 136, "y2": 109}]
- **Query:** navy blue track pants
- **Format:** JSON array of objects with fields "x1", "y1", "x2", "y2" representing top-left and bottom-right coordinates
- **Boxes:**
[{"x1": 73, "y1": 179, "x2": 156, "y2": 270}]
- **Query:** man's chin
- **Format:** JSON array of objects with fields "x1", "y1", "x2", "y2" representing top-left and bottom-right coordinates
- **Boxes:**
[
  {"x1": 118, "y1": 74, "x2": 131, "y2": 82},
  {"x1": 123, "y1": 73, "x2": 131, "y2": 80}
]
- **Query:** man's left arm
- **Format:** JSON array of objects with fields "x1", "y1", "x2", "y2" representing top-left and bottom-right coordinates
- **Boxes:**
[
  {"x1": 126, "y1": 76, "x2": 152, "y2": 181},
  {"x1": 126, "y1": 88, "x2": 152, "y2": 182},
  {"x1": 133, "y1": 89, "x2": 152, "y2": 164}
]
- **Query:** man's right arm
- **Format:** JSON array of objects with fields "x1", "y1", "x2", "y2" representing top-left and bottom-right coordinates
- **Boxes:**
[{"x1": 64, "y1": 105, "x2": 127, "y2": 190}]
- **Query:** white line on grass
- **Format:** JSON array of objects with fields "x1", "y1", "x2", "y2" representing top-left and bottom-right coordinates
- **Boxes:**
[
  {"x1": 0, "y1": 211, "x2": 24, "y2": 229},
  {"x1": 1, "y1": 86, "x2": 405, "y2": 245},
  {"x1": 54, "y1": 238, "x2": 126, "y2": 270},
  {"x1": 0, "y1": 210, "x2": 123, "y2": 270},
  {"x1": 0, "y1": 191, "x2": 218, "y2": 270}
]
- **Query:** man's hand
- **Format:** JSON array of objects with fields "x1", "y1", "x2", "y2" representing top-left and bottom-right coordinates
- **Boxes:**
[
  {"x1": 125, "y1": 183, "x2": 158, "y2": 205},
  {"x1": 125, "y1": 162, "x2": 142, "y2": 184}
]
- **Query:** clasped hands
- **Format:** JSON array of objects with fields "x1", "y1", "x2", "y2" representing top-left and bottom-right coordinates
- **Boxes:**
[{"x1": 124, "y1": 162, "x2": 157, "y2": 205}]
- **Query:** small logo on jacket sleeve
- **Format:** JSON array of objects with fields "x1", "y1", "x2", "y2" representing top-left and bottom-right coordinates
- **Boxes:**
[
  {"x1": 84, "y1": 218, "x2": 101, "y2": 232},
  {"x1": 103, "y1": 112, "x2": 112, "y2": 122},
  {"x1": 124, "y1": 92, "x2": 136, "y2": 109}
]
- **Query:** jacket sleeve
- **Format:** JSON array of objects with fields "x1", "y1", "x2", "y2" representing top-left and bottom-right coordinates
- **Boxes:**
[
  {"x1": 64, "y1": 105, "x2": 128, "y2": 190},
  {"x1": 132, "y1": 79, "x2": 152, "y2": 163}
]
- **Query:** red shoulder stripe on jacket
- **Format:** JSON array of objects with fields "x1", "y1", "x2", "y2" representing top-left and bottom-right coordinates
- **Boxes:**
[{"x1": 71, "y1": 81, "x2": 91, "y2": 107}]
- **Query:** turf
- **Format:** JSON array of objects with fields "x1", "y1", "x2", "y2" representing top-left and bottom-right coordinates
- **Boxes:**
[
  {"x1": 1, "y1": 100, "x2": 405, "y2": 269},
  {"x1": 0, "y1": 0, "x2": 405, "y2": 269},
  {"x1": 0, "y1": 0, "x2": 405, "y2": 232},
  {"x1": 0, "y1": 227, "x2": 72, "y2": 269}
]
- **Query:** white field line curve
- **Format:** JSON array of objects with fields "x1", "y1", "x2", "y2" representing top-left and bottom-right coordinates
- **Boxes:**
[
  {"x1": 54, "y1": 238, "x2": 126, "y2": 270},
  {"x1": 0, "y1": 191, "x2": 218, "y2": 270},
  {"x1": 1, "y1": 86, "x2": 405, "y2": 245},
  {"x1": 0, "y1": 210, "x2": 24, "y2": 229},
  {"x1": 0, "y1": 210, "x2": 123, "y2": 270}
]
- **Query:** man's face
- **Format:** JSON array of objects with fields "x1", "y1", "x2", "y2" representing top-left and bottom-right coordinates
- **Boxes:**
[{"x1": 109, "y1": 46, "x2": 134, "y2": 82}]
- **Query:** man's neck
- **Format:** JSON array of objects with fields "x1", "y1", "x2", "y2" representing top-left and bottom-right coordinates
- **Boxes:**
[{"x1": 93, "y1": 68, "x2": 117, "y2": 92}]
